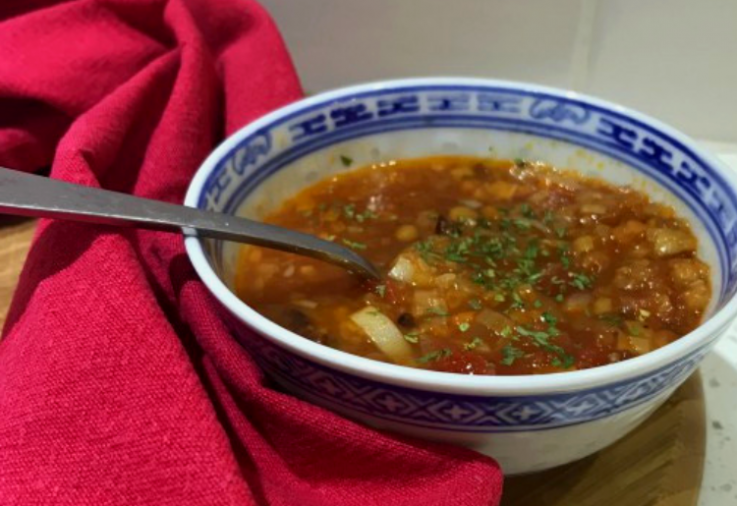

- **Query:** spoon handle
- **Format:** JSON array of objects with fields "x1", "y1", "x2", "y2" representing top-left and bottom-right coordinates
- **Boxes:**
[{"x1": 0, "y1": 168, "x2": 380, "y2": 279}]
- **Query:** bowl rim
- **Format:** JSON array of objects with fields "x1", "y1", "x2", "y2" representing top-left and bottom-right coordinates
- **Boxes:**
[{"x1": 184, "y1": 76, "x2": 737, "y2": 396}]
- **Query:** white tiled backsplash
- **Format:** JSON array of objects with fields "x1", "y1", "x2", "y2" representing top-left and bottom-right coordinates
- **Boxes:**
[{"x1": 263, "y1": 0, "x2": 737, "y2": 143}]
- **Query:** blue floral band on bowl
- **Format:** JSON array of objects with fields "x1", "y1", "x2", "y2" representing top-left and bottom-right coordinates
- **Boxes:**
[{"x1": 199, "y1": 84, "x2": 737, "y2": 298}]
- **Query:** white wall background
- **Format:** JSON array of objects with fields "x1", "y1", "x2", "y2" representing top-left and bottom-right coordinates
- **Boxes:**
[{"x1": 263, "y1": 0, "x2": 737, "y2": 144}]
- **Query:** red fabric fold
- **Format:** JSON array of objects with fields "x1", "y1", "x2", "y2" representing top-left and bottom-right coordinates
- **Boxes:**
[{"x1": 0, "y1": 1, "x2": 503, "y2": 504}]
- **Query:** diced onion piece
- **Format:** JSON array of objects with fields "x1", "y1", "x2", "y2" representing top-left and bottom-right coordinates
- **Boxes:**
[
  {"x1": 646, "y1": 228, "x2": 696, "y2": 257},
  {"x1": 413, "y1": 290, "x2": 447, "y2": 317},
  {"x1": 592, "y1": 297, "x2": 613, "y2": 315},
  {"x1": 294, "y1": 299, "x2": 318, "y2": 309},
  {"x1": 350, "y1": 307, "x2": 413, "y2": 363},
  {"x1": 388, "y1": 256, "x2": 415, "y2": 283},
  {"x1": 616, "y1": 335, "x2": 651, "y2": 355},
  {"x1": 581, "y1": 203, "x2": 607, "y2": 215},
  {"x1": 459, "y1": 199, "x2": 483, "y2": 209},
  {"x1": 563, "y1": 292, "x2": 591, "y2": 313},
  {"x1": 475, "y1": 309, "x2": 513, "y2": 332},
  {"x1": 573, "y1": 235, "x2": 595, "y2": 253},
  {"x1": 449, "y1": 206, "x2": 479, "y2": 222}
]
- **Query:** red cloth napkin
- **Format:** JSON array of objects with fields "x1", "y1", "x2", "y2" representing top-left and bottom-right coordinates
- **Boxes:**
[{"x1": 0, "y1": 1, "x2": 504, "y2": 504}]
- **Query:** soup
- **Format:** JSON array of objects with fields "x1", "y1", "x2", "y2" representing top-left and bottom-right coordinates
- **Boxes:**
[{"x1": 236, "y1": 156, "x2": 711, "y2": 375}]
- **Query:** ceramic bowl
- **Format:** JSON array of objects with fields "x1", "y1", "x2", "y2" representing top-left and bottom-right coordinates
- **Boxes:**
[{"x1": 184, "y1": 78, "x2": 737, "y2": 474}]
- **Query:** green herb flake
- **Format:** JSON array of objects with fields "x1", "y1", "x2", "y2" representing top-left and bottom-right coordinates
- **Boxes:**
[
  {"x1": 463, "y1": 337, "x2": 483, "y2": 351},
  {"x1": 551, "y1": 354, "x2": 576, "y2": 369},
  {"x1": 458, "y1": 322, "x2": 471, "y2": 333},
  {"x1": 511, "y1": 291, "x2": 525, "y2": 309},
  {"x1": 375, "y1": 284, "x2": 386, "y2": 298},
  {"x1": 520, "y1": 203, "x2": 536, "y2": 219},
  {"x1": 599, "y1": 314, "x2": 623, "y2": 326},
  {"x1": 513, "y1": 157, "x2": 525, "y2": 166},
  {"x1": 533, "y1": 299, "x2": 543, "y2": 309},
  {"x1": 468, "y1": 298, "x2": 483, "y2": 310},
  {"x1": 542, "y1": 311, "x2": 558, "y2": 326},
  {"x1": 325, "y1": 234, "x2": 336, "y2": 241},
  {"x1": 555, "y1": 294, "x2": 564, "y2": 303},
  {"x1": 501, "y1": 345, "x2": 525, "y2": 366},
  {"x1": 426, "y1": 307, "x2": 449, "y2": 317},
  {"x1": 342, "y1": 238, "x2": 367, "y2": 250},
  {"x1": 569, "y1": 272, "x2": 593, "y2": 290},
  {"x1": 342, "y1": 203, "x2": 356, "y2": 219},
  {"x1": 555, "y1": 227, "x2": 567, "y2": 239},
  {"x1": 340, "y1": 155, "x2": 353, "y2": 167},
  {"x1": 513, "y1": 218, "x2": 532, "y2": 230},
  {"x1": 416, "y1": 348, "x2": 452, "y2": 364},
  {"x1": 500, "y1": 326, "x2": 513, "y2": 338},
  {"x1": 403, "y1": 332, "x2": 420, "y2": 344},
  {"x1": 524, "y1": 242, "x2": 539, "y2": 259},
  {"x1": 627, "y1": 322, "x2": 642, "y2": 337},
  {"x1": 494, "y1": 293, "x2": 506, "y2": 303}
]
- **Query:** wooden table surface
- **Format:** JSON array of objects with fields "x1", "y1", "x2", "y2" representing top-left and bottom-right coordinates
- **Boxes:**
[
  {"x1": 0, "y1": 218, "x2": 36, "y2": 329},
  {"x1": 0, "y1": 217, "x2": 705, "y2": 505}
]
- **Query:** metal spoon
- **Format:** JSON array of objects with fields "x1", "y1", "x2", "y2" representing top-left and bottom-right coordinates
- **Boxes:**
[{"x1": 0, "y1": 167, "x2": 381, "y2": 280}]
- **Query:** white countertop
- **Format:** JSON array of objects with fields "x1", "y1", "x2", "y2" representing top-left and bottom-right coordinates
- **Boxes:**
[{"x1": 698, "y1": 142, "x2": 737, "y2": 506}]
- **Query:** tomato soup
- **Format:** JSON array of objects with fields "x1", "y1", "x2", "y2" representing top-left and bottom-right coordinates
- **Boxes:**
[{"x1": 236, "y1": 156, "x2": 711, "y2": 375}]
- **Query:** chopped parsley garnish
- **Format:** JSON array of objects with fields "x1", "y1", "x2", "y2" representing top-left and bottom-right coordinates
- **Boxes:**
[
  {"x1": 501, "y1": 345, "x2": 525, "y2": 366},
  {"x1": 416, "y1": 348, "x2": 452, "y2": 364},
  {"x1": 463, "y1": 337, "x2": 483, "y2": 351},
  {"x1": 543, "y1": 210, "x2": 554, "y2": 225},
  {"x1": 343, "y1": 203, "x2": 378, "y2": 223},
  {"x1": 569, "y1": 272, "x2": 593, "y2": 290},
  {"x1": 524, "y1": 242, "x2": 539, "y2": 259},
  {"x1": 555, "y1": 294, "x2": 564, "y2": 303},
  {"x1": 599, "y1": 314, "x2": 623, "y2": 326},
  {"x1": 551, "y1": 354, "x2": 576, "y2": 369},
  {"x1": 500, "y1": 326, "x2": 513, "y2": 338},
  {"x1": 494, "y1": 293, "x2": 506, "y2": 302},
  {"x1": 355, "y1": 210, "x2": 378, "y2": 223},
  {"x1": 511, "y1": 291, "x2": 525, "y2": 309},
  {"x1": 542, "y1": 311, "x2": 557, "y2": 326},
  {"x1": 533, "y1": 299, "x2": 543, "y2": 308},
  {"x1": 342, "y1": 238, "x2": 367, "y2": 250},
  {"x1": 555, "y1": 227, "x2": 567, "y2": 238},
  {"x1": 513, "y1": 218, "x2": 532, "y2": 230},
  {"x1": 561, "y1": 255, "x2": 571, "y2": 269},
  {"x1": 513, "y1": 157, "x2": 525, "y2": 166},
  {"x1": 458, "y1": 322, "x2": 471, "y2": 333},
  {"x1": 375, "y1": 284, "x2": 386, "y2": 298},
  {"x1": 516, "y1": 324, "x2": 574, "y2": 368},
  {"x1": 342, "y1": 203, "x2": 356, "y2": 219},
  {"x1": 426, "y1": 307, "x2": 449, "y2": 317},
  {"x1": 520, "y1": 203, "x2": 536, "y2": 218},
  {"x1": 403, "y1": 332, "x2": 420, "y2": 344},
  {"x1": 340, "y1": 155, "x2": 353, "y2": 166}
]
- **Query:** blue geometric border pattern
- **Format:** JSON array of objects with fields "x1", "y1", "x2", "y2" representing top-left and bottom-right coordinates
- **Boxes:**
[
  {"x1": 197, "y1": 84, "x2": 737, "y2": 297},
  {"x1": 242, "y1": 334, "x2": 709, "y2": 433}
]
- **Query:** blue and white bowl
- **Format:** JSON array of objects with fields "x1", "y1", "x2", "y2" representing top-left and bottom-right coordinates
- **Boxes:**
[{"x1": 184, "y1": 78, "x2": 737, "y2": 474}]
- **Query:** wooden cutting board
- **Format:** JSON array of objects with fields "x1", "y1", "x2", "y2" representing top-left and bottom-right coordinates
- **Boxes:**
[{"x1": 0, "y1": 218, "x2": 705, "y2": 505}]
